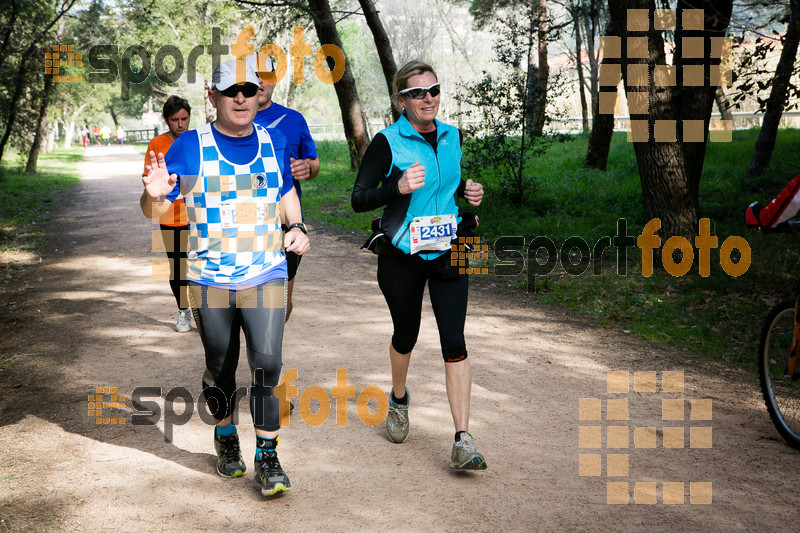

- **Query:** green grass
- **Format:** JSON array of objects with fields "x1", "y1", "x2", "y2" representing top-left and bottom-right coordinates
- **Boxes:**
[
  {"x1": 306, "y1": 130, "x2": 800, "y2": 367},
  {"x1": 301, "y1": 140, "x2": 375, "y2": 233},
  {"x1": 0, "y1": 149, "x2": 82, "y2": 256}
]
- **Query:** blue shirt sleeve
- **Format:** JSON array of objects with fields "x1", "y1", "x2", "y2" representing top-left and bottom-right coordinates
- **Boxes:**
[
  {"x1": 296, "y1": 115, "x2": 318, "y2": 160},
  {"x1": 163, "y1": 131, "x2": 200, "y2": 202}
]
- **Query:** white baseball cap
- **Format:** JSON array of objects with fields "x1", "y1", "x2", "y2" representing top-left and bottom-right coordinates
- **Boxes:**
[{"x1": 211, "y1": 58, "x2": 259, "y2": 91}]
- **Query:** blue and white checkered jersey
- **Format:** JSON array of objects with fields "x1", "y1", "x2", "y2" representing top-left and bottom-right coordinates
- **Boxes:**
[{"x1": 179, "y1": 123, "x2": 285, "y2": 286}]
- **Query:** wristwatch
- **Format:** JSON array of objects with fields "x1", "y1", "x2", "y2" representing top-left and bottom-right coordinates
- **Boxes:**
[{"x1": 287, "y1": 222, "x2": 307, "y2": 234}]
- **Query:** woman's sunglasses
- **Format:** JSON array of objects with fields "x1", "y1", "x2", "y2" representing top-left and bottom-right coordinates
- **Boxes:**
[
  {"x1": 398, "y1": 83, "x2": 441, "y2": 100},
  {"x1": 219, "y1": 83, "x2": 259, "y2": 98}
]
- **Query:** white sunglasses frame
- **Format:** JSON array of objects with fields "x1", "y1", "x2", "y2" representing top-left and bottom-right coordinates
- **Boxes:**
[{"x1": 398, "y1": 83, "x2": 441, "y2": 99}]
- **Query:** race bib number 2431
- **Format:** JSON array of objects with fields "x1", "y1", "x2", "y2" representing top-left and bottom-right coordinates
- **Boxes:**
[{"x1": 408, "y1": 214, "x2": 456, "y2": 254}]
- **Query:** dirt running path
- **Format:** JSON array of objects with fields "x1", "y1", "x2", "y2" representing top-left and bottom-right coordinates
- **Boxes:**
[{"x1": 1, "y1": 146, "x2": 798, "y2": 532}]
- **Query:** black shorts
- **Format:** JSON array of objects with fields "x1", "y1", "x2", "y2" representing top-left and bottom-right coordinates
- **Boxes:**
[
  {"x1": 282, "y1": 224, "x2": 303, "y2": 281},
  {"x1": 286, "y1": 251, "x2": 302, "y2": 281}
]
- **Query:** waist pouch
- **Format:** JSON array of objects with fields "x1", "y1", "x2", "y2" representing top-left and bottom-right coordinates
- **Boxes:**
[
  {"x1": 361, "y1": 212, "x2": 480, "y2": 256},
  {"x1": 361, "y1": 217, "x2": 404, "y2": 255}
]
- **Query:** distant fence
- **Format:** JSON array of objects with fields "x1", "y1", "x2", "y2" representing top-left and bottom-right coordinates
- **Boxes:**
[
  {"x1": 126, "y1": 128, "x2": 158, "y2": 143},
  {"x1": 308, "y1": 111, "x2": 800, "y2": 140},
  {"x1": 596, "y1": 110, "x2": 800, "y2": 135},
  {"x1": 72, "y1": 110, "x2": 800, "y2": 145}
]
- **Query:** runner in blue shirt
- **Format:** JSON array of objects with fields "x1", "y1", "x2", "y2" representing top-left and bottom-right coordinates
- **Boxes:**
[{"x1": 250, "y1": 53, "x2": 319, "y2": 322}]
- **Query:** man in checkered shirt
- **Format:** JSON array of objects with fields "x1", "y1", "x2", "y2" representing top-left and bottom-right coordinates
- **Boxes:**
[{"x1": 140, "y1": 58, "x2": 308, "y2": 497}]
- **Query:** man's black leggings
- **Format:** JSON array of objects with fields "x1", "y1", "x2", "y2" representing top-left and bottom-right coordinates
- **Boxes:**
[
  {"x1": 188, "y1": 279, "x2": 286, "y2": 431},
  {"x1": 160, "y1": 224, "x2": 188, "y2": 309},
  {"x1": 377, "y1": 252, "x2": 468, "y2": 362}
]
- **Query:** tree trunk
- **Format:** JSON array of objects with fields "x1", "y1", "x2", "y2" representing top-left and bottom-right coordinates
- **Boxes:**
[
  {"x1": 0, "y1": 55, "x2": 31, "y2": 162},
  {"x1": 607, "y1": 0, "x2": 698, "y2": 237},
  {"x1": 585, "y1": 19, "x2": 619, "y2": 170},
  {"x1": 573, "y1": 6, "x2": 589, "y2": 132},
  {"x1": 434, "y1": 0, "x2": 477, "y2": 76},
  {"x1": 26, "y1": 74, "x2": 54, "y2": 173},
  {"x1": 524, "y1": 37, "x2": 539, "y2": 136},
  {"x1": 357, "y1": 0, "x2": 401, "y2": 122},
  {"x1": 308, "y1": 0, "x2": 370, "y2": 168},
  {"x1": 63, "y1": 103, "x2": 88, "y2": 149},
  {"x1": 715, "y1": 86, "x2": 732, "y2": 121},
  {"x1": 109, "y1": 107, "x2": 118, "y2": 128},
  {"x1": 286, "y1": 78, "x2": 297, "y2": 109},
  {"x1": 64, "y1": 117, "x2": 75, "y2": 149},
  {"x1": 748, "y1": 0, "x2": 800, "y2": 177},
  {"x1": 203, "y1": 78, "x2": 215, "y2": 123},
  {"x1": 585, "y1": 0, "x2": 601, "y2": 117},
  {"x1": 674, "y1": 0, "x2": 734, "y2": 200},
  {"x1": 0, "y1": 0, "x2": 19, "y2": 74},
  {"x1": 526, "y1": 0, "x2": 549, "y2": 136},
  {"x1": 46, "y1": 123, "x2": 57, "y2": 154}
]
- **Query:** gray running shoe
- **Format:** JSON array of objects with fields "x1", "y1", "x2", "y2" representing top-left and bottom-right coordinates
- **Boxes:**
[
  {"x1": 175, "y1": 309, "x2": 192, "y2": 333},
  {"x1": 214, "y1": 433, "x2": 247, "y2": 478},
  {"x1": 450, "y1": 432, "x2": 487, "y2": 470},
  {"x1": 255, "y1": 449, "x2": 291, "y2": 496},
  {"x1": 386, "y1": 388, "x2": 410, "y2": 443}
]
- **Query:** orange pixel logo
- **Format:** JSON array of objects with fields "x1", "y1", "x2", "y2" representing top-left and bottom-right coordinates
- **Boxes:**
[
  {"x1": 451, "y1": 237, "x2": 489, "y2": 275},
  {"x1": 45, "y1": 44, "x2": 83, "y2": 83},
  {"x1": 599, "y1": 9, "x2": 732, "y2": 143},
  {"x1": 578, "y1": 371, "x2": 713, "y2": 505},
  {"x1": 88, "y1": 386, "x2": 126, "y2": 425}
]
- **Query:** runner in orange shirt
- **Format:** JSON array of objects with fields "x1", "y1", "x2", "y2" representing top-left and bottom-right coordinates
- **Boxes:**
[{"x1": 142, "y1": 95, "x2": 192, "y2": 332}]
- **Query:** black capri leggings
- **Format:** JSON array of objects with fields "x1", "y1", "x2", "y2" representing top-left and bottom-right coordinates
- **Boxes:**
[
  {"x1": 159, "y1": 224, "x2": 188, "y2": 309},
  {"x1": 377, "y1": 252, "x2": 468, "y2": 362},
  {"x1": 188, "y1": 279, "x2": 286, "y2": 431}
]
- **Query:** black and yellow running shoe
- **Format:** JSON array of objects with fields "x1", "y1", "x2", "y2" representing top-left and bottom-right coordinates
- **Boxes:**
[
  {"x1": 214, "y1": 433, "x2": 247, "y2": 478},
  {"x1": 255, "y1": 449, "x2": 292, "y2": 496}
]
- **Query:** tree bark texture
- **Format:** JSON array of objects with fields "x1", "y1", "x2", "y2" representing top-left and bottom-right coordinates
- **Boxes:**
[
  {"x1": 203, "y1": 78, "x2": 215, "y2": 123},
  {"x1": 357, "y1": 0, "x2": 401, "y2": 122},
  {"x1": 0, "y1": 0, "x2": 19, "y2": 74},
  {"x1": 748, "y1": 0, "x2": 800, "y2": 177},
  {"x1": 574, "y1": 7, "x2": 589, "y2": 132},
  {"x1": 63, "y1": 102, "x2": 88, "y2": 149},
  {"x1": 585, "y1": 0, "x2": 601, "y2": 117},
  {"x1": 0, "y1": 55, "x2": 31, "y2": 162},
  {"x1": 674, "y1": 0, "x2": 733, "y2": 200},
  {"x1": 25, "y1": 74, "x2": 54, "y2": 173},
  {"x1": 585, "y1": 19, "x2": 619, "y2": 170},
  {"x1": 607, "y1": 0, "x2": 698, "y2": 237},
  {"x1": 308, "y1": 0, "x2": 370, "y2": 168},
  {"x1": 715, "y1": 86, "x2": 732, "y2": 121},
  {"x1": 526, "y1": 0, "x2": 549, "y2": 137}
]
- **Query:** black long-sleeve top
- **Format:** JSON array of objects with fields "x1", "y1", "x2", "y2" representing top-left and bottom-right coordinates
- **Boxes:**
[{"x1": 351, "y1": 129, "x2": 466, "y2": 213}]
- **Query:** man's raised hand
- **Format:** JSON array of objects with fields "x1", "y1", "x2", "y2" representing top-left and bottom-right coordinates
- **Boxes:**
[{"x1": 142, "y1": 151, "x2": 177, "y2": 200}]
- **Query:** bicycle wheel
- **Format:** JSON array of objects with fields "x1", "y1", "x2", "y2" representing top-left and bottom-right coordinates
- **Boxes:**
[{"x1": 759, "y1": 298, "x2": 800, "y2": 449}]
